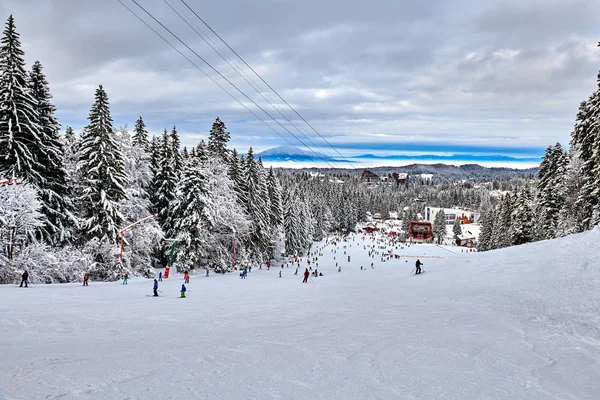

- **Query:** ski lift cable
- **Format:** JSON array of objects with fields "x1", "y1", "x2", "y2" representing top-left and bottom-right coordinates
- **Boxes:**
[
  {"x1": 124, "y1": 0, "x2": 338, "y2": 169},
  {"x1": 117, "y1": 0, "x2": 327, "y2": 169},
  {"x1": 178, "y1": 0, "x2": 355, "y2": 169},
  {"x1": 164, "y1": 0, "x2": 346, "y2": 169}
]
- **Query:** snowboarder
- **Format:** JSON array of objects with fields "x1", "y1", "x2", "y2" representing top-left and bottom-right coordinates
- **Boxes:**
[
  {"x1": 158, "y1": 271, "x2": 163, "y2": 281},
  {"x1": 415, "y1": 259, "x2": 423, "y2": 275},
  {"x1": 19, "y1": 271, "x2": 28, "y2": 288},
  {"x1": 122, "y1": 273, "x2": 128, "y2": 285},
  {"x1": 83, "y1": 273, "x2": 89, "y2": 286},
  {"x1": 303, "y1": 268, "x2": 309, "y2": 283},
  {"x1": 153, "y1": 279, "x2": 159, "y2": 296},
  {"x1": 180, "y1": 284, "x2": 187, "y2": 298},
  {"x1": 184, "y1": 271, "x2": 190, "y2": 283}
]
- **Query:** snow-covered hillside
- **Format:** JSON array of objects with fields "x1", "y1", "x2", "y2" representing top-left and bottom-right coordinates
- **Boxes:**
[{"x1": 1, "y1": 229, "x2": 599, "y2": 399}]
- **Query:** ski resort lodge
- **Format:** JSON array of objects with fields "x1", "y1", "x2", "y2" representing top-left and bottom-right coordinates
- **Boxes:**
[
  {"x1": 424, "y1": 206, "x2": 480, "y2": 225},
  {"x1": 360, "y1": 170, "x2": 409, "y2": 187}
]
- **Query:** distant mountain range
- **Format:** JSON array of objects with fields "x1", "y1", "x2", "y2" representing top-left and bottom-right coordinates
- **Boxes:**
[
  {"x1": 257, "y1": 146, "x2": 541, "y2": 164},
  {"x1": 257, "y1": 146, "x2": 337, "y2": 162}
]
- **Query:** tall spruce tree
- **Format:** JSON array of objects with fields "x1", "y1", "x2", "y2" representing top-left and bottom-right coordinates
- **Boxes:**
[
  {"x1": 433, "y1": 211, "x2": 446, "y2": 244},
  {"x1": 132, "y1": 116, "x2": 149, "y2": 150},
  {"x1": 170, "y1": 125, "x2": 182, "y2": 175},
  {"x1": 168, "y1": 156, "x2": 211, "y2": 270},
  {"x1": 244, "y1": 147, "x2": 272, "y2": 259},
  {"x1": 0, "y1": 16, "x2": 44, "y2": 183},
  {"x1": 207, "y1": 117, "x2": 230, "y2": 161},
  {"x1": 154, "y1": 129, "x2": 177, "y2": 233},
  {"x1": 477, "y1": 208, "x2": 496, "y2": 251},
  {"x1": 77, "y1": 85, "x2": 128, "y2": 243},
  {"x1": 510, "y1": 185, "x2": 534, "y2": 245},
  {"x1": 28, "y1": 60, "x2": 74, "y2": 242},
  {"x1": 267, "y1": 167, "x2": 284, "y2": 227},
  {"x1": 537, "y1": 143, "x2": 567, "y2": 239},
  {"x1": 452, "y1": 218, "x2": 462, "y2": 239}
]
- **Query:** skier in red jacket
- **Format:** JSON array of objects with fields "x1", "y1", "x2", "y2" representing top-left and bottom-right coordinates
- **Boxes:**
[{"x1": 302, "y1": 268, "x2": 310, "y2": 283}]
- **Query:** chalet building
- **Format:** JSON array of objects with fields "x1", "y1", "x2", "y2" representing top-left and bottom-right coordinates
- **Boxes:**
[
  {"x1": 424, "y1": 206, "x2": 480, "y2": 225},
  {"x1": 408, "y1": 221, "x2": 434, "y2": 242},
  {"x1": 361, "y1": 170, "x2": 409, "y2": 187},
  {"x1": 361, "y1": 170, "x2": 379, "y2": 183}
]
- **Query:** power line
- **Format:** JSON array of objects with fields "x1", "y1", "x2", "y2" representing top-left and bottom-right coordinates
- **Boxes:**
[
  {"x1": 178, "y1": 0, "x2": 355, "y2": 168},
  {"x1": 164, "y1": 0, "x2": 344, "y2": 168},
  {"x1": 125, "y1": 0, "x2": 338, "y2": 169},
  {"x1": 116, "y1": 0, "x2": 306, "y2": 158}
]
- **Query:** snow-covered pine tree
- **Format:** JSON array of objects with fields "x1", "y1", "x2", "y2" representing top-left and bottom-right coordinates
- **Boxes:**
[
  {"x1": 477, "y1": 208, "x2": 496, "y2": 251},
  {"x1": 558, "y1": 146, "x2": 585, "y2": 235},
  {"x1": 148, "y1": 135, "x2": 161, "y2": 215},
  {"x1": 244, "y1": 147, "x2": 272, "y2": 260},
  {"x1": 63, "y1": 126, "x2": 78, "y2": 178},
  {"x1": 207, "y1": 117, "x2": 230, "y2": 161},
  {"x1": 433, "y1": 210, "x2": 446, "y2": 244},
  {"x1": 510, "y1": 185, "x2": 534, "y2": 245},
  {"x1": 196, "y1": 139, "x2": 209, "y2": 165},
  {"x1": 117, "y1": 126, "x2": 163, "y2": 270},
  {"x1": 537, "y1": 143, "x2": 567, "y2": 239},
  {"x1": 452, "y1": 218, "x2": 462, "y2": 239},
  {"x1": 132, "y1": 116, "x2": 150, "y2": 150},
  {"x1": 170, "y1": 125, "x2": 182, "y2": 176},
  {"x1": 77, "y1": 85, "x2": 128, "y2": 243},
  {"x1": 283, "y1": 189, "x2": 306, "y2": 256},
  {"x1": 154, "y1": 129, "x2": 177, "y2": 233},
  {"x1": 570, "y1": 88, "x2": 600, "y2": 231},
  {"x1": 0, "y1": 16, "x2": 44, "y2": 184},
  {"x1": 228, "y1": 148, "x2": 247, "y2": 206},
  {"x1": 168, "y1": 156, "x2": 211, "y2": 271},
  {"x1": 267, "y1": 167, "x2": 283, "y2": 227},
  {"x1": 28, "y1": 60, "x2": 74, "y2": 243}
]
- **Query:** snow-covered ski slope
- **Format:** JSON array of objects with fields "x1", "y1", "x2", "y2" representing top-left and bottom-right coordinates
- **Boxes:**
[{"x1": 1, "y1": 229, "x2": 599, "y2": 400}]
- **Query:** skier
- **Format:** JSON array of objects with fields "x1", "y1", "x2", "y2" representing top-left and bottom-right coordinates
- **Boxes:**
[
  {"x1": 279, "y1": 271, "x2": 282, "y2": 278},
  {"x1": 122, "y1": 273, "x2": 128, "y2": 285},
  {"x1": 294, "y1": 267, "x2": 299, "y2": 275},
  {"x1": 184, "y1": 271, "x2": 190, "y2": 283},
  {"x1": 302, "y1": 268, "x2": 309, "y2": 283},
  {"x1": 83, "y1": 273, "x2": 89, "y2": 286},
  {"x1": 338, "y1": 266, "x2": 341, "y2": 272},
  {"x1": 348, "y1": 255, "x2": 350, "y2": 262},
  {"x1": 241, "y1": 268, "x2": 248, "y2": 279},
  {"x1": 153, "y1": 279, "x2": 159, "y2": 296},
  {"x1": 180, "y1": 284, "x2": 187, "y2": 298},
  {"x1": 415, "y1": 259, "x2": 423, "y2": 275},
  {"x1": 205, "y1": 268, "x2": 209, "y2": 277},
  {"x1": 158, "y1": 271, "x2": 163, "y2": 282},
  {"x1": 19, "y1": 270, "x2": 28, "y2": 288}
]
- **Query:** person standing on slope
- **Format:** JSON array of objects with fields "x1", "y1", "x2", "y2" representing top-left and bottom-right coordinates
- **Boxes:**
[
  {"x1": 153, "y1": 279, "x2": 159, "y2": 296},
  {"x1": 122, "y1": 273, "x2": 128, "y2": 285},
  {"x1": 83, "y1": 273, "x2": 89, "y2": 286},
  {"x1": 19, "y1": 270, "x2": 29, "y2": 287},
  {"x1": 415, "y1": 259, "x2": 423, "y2": 275},
  {"x1": 180, "y1": 283, "x2": 187, "y2": 298},
  {"x1": 303, "y1": 268, "x2": 310, "y2": 283},
  {"x1": 158, "y1": 271, "x2": 162, "y2": 282}
]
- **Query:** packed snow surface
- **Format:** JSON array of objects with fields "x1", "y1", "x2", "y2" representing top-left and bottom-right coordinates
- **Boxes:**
[{"x1": 1, "y1": 229, "x2": 600, "y2": 400}]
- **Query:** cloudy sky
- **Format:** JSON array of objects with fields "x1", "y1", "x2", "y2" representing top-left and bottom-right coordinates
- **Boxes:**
[{"x1": 2, "y1": 0, "x2": 599, "y2": 163}]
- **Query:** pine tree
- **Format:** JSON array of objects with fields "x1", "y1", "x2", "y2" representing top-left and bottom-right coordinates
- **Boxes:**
[
  {"x1": 510, "y1": 185, "x2": 534, "y2": 245},
  {"x1": 537, "y1": 143, "x2": 567, "y2": 239},
  {"x1": 168, "y1": 156, "x2": 211, "y2": 270},
  {"x1": 244, "y1": 147, "x2": 272, "y2": 259},
  {"x1": 267, "y1": 167, "x2": 284, "y2": 227},
  {"x1": 207, "y1": 117, "x2": 230, "y2": 161},
  {"x1": 477, "y1": 208, "x2": 496, "y2": 251},
  {"x1": 196, "y1": 139, "x2": 208, "y2": 165},
  {"x1": 28, "y1": 60, "x2": 74, "y2": 242},
  {"x1": 433, "y1": 210, "x2": 446, "y2": 244},
  {"x1": 154, "y1": 129, "x2": 177, "y2": 233},
  {"x1": 170, "y1": 125, "x2": 182, "y2": 175},
  {"x1": 0, "y1": 16, "x2": 44, "y2": 183},
  {"x1": 132, "y1": 116, "x2": 149, "y2": 150},
  {"x1": 77, "y1": 85, "x2": 128, "y2": 243},
  {"x1": 452, "y1": 218, "x2": 462, "y2": 239}
]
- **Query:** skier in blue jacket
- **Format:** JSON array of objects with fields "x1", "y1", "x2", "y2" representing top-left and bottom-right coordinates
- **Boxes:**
[
  {"x1": 180, "y1": 284, "x2": 187, "y2": 298},
  {"x1": 153, "y1": 279, "x2": 159, "y2": 296}
]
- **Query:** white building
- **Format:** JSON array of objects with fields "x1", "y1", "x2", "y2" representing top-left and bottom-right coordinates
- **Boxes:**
[{"x1": 424, "y1": 206, "x2": 480, "y2": 225}]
